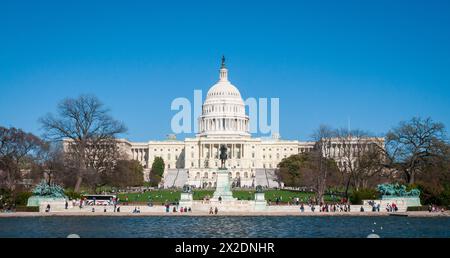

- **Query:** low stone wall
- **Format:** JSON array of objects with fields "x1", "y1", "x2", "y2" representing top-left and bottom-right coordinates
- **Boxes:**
[
  {"x1": 362, "y1": 199, "x2": 408, "y2": 212},
  {"x1": 380, "y1": 197, "x2": 421, "y2": 207},
  {"x1": 38, "y1": 200, "x2": 407, "y2": 214}
]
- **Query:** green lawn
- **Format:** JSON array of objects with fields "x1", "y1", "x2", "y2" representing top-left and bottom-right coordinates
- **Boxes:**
[{"x1": 117, "y1": 189, "x2": 336, "y2": 204}]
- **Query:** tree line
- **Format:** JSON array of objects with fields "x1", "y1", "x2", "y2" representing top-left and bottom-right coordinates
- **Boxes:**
[{"x1": 276, "y1": 118, "x2": 450, "y2": 205}]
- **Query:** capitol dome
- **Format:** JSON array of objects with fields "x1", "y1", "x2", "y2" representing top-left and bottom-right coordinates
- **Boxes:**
[{"x1": 198, "y1": 57, "x2": 250, "y2": 138}]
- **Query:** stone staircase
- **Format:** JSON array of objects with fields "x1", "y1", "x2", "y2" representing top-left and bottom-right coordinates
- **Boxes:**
[
  {"x1": 255, "y1": 169, "x2": 279, "y2": 188},
  {"x1": 163, "y1": 169, "x2": 189, "y2": 188},
  {"x1": 173, "y1": 169, "x2": 189, "y2": 188},
  {"x1": 162, "y1": 169, "x2": 177, "y2": 188}
]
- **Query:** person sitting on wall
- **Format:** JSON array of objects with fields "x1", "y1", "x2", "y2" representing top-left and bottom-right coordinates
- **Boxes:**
[
  {"x1": 360, "y1": 206, "x2": 364, "y2": 212},
  {"x1": 214, "y1": 207, "x2": 218, "y2": 215},
  {"x1": 300, "y1": 203, "x2": 304, "y2": 212},
  {"x1": 45, "y1": 204, "x2": 50, "y2": 212}
]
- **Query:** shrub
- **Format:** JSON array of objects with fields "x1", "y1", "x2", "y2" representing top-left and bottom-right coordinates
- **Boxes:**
[
  {"x1": 417, "y1": 183, "x2": 450, "y2": 206},
  {"x1": 407, "y1": 206, "x2": 429, "y2": 212},
  {"x1": 14, "y1": 192, "x2": 33, "y2": 206},
  {"x1": 15, "y1": 206, "x2": 39, "y2": 212},
  {"x1": 64, "y1": 190, "x2": 82, "y2": 200},
  {"x1": 349, "y1": 188, "x2": 379, "y2": 204}
]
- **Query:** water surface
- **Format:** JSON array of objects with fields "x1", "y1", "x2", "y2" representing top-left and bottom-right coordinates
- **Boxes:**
[{"x1": 0, "y1": 216, "x2": 449, "y2": 238}]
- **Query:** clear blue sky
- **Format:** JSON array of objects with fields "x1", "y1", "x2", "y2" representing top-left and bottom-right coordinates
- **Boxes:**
[{"x1": 1, "y1": 0, "x2": 449, "y2": 141}]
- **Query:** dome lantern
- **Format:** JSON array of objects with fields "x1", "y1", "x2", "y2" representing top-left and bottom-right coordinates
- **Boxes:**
[{"x1": 219, "y1": 55, "x2": 228, "y2": 82}]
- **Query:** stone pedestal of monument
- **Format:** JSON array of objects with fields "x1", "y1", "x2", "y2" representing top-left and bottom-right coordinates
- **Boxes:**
[
  {"x1": 381, "y1": 196, "x2": 421, "y2": 207},
  {"x1": 212, "y1": 168, "x2": 236, "y2": 201},
  {"x1": 179, "y1": 192, "x2": 193, "y2": 208},
  {"x1": 254, "y1": 192, "x2": 267, "y2": 211},
  {"x1": 27, "y1": 196, "x2": 67, "y2": 207}
]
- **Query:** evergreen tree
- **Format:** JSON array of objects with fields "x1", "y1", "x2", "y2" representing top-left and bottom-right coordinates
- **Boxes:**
[{"x1": 149, "y1": 157, "x2": 165, "y2": 187}]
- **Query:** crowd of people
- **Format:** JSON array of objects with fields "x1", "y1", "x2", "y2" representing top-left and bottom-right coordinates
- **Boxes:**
[
  {"x1": 164, "y1": 203, "x2": 192, "y2": 213},
  {"x1": 298, "y1": 202, "x2": 353, "y2": 213},
  {"x1": 209, "y1": 207, "x2": 219, "y2": 215},
  {"x1": 428, "y1": 204, "x2": 445, "y2": 212},
  {"x1": 385, "y1": 203, "x2": 398, "y2": 212}
]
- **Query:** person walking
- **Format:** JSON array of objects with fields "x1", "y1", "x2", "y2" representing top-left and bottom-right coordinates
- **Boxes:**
[{"x1": 214, "y1": 207, "x2": 218, "y2": 215}]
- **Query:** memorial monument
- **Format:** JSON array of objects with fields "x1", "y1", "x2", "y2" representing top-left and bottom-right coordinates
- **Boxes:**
[
  {"x1": 179, "y1": 184, "x2": 193, "y2": 208},
  {"x1": 254, "y1": 185, "x2": 267, "y2": 210},
  {"x1": 377, "y1": 183, "x2": 421, "y2": 207},
  {"x1": 27, "y1": 180, "x2": 67, "y2": 207},
  {"x1": 212, "y1": 145, "x2": 236, "y2": 201}
]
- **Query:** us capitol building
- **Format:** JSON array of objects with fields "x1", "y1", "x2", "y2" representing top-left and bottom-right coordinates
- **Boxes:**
[{"x1": 116, "y1": 58, "x2": 383, "y2": 189}]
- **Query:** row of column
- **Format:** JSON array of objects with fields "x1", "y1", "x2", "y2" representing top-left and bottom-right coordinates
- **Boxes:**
[
  {"x1": 200, "y1": 143, "x2": 245, "y2": 160},
  {"x1": 131, "y1": 148, "x2": 147, "y2": 163},
  {"x1": 324, "y1": 143, "x2": 370, "y2": 158},
  {"x1": 200, "y1": 117, "x2": 249, "y2": 132}
]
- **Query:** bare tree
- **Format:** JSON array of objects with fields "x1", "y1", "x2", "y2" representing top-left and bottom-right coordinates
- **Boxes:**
[
  {"x1": 311, "y1": 125, "x2": 335, "y2": 203},
  {"x1": 0, "y1": 126, "x2": 45, "y2": 193},
  {"x1": 39, "y1": 95, "x2": 127, "y2": 192},
  {"x1": 29, "y1": 142, "x2": 63, "y2": 184},
  {"x1": 334, "y1": 128, "x2": 372, "y2": 195},
  {"x1": 353, "y1": 139, "x2": 388, "y2": 189},
  {"x1": 384, "y1": 117, "x2": 447, "y2": 184}
]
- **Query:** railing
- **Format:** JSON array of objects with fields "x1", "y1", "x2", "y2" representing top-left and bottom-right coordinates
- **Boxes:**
[
  {"x1": 264, "y1": 169, "x2": 270, "y2": 187},
  {"x1": 171, "y1": 169, "x2": 180, "y2": 188}
]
